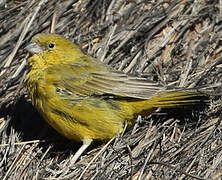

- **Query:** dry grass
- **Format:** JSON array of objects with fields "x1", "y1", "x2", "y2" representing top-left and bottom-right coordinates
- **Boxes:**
[{"x1": 0, "y1": 0, "x2": 222, "y2": 179}]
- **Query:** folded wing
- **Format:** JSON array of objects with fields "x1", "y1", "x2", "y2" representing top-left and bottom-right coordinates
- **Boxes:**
[{"x1": 45, "y1": 60, "x2": 164, "y2": 99}]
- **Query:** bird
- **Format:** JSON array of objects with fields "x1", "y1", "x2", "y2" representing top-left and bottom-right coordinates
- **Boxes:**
[{"x1": 25, "y1": 33, "x2": 206, "y2": 164}]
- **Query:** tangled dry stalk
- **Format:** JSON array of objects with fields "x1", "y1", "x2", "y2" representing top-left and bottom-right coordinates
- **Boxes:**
[{"x1": 0, "y1": 0, "x2": 221, "y2": 179}]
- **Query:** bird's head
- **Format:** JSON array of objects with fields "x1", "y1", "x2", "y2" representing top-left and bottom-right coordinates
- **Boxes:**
[{"x1": 25, "y1": 33, "x2": 86, "y2": 68}]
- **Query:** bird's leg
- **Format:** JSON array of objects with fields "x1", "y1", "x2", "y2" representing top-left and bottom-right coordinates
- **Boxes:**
[{"x1": 70, "y1": 138, "x2": 93, "y2": 165}]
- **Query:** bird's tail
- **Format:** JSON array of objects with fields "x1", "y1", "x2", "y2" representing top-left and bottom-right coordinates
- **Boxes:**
[
  {"x1": 150, "y1": 89, "x2": 208, "y2": 108},
  {"x1": 126, "y1": 89, "x2": 208, "y2": 126}
]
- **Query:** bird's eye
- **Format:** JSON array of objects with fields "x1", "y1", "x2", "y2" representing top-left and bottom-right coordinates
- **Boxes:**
[{"x1": 48, "y1": 43, "x2": 55, "y2": 49}]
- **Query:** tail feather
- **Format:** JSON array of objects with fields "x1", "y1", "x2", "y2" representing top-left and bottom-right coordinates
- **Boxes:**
[{"x1": 151, "y1": 90, "x2": 207, "y2": 108}]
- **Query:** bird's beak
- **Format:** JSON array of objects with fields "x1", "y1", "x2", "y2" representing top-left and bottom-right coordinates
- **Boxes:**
[{"x1": 25, "y1": 40, "x2": 43, "y2": 54}]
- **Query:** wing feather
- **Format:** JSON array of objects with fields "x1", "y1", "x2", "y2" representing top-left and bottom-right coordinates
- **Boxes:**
[{"x1": 45, "y1": 62, "x2": 164, "y2": 99}]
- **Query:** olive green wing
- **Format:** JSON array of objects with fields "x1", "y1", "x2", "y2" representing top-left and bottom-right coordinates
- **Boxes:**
[{"x1": 45, "y1": 62, "x2": 164, "y2": 100}]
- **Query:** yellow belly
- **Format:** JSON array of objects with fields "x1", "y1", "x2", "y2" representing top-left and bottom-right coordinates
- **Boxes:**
[{"x1": 38, "y1": 97, "x2": 137, "y2": 141}]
